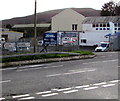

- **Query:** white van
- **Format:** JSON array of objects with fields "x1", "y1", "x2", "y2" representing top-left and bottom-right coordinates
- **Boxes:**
[{"x1": 95, "y1": 41, "x2": 109, "y2": 52}]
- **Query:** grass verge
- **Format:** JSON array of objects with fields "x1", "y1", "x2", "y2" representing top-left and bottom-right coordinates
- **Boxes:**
[{"x1": 1, "y1": 51, "x2": 94, "y2": 63}]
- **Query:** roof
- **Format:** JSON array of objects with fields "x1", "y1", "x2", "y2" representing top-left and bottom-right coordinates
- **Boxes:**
[
  {"x1": 0, "y1": 31, "x2": 23, "y2": 34},
  {"x1": 52, "y1": 8, "x2": 85, "y2": 19},
  {"x1": 105, "y1": 32, "x2": 120, "y2": 37},
  {"x1": 82, "y1": 16, "x2": 120, "y2": 24},
  {"x1": 12, "y1": 24, "x2": 51, "y2": 28}
]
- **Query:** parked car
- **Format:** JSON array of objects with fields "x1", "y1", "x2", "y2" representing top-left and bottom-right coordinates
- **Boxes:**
[
  {"x1": 38, "y1": 40, "x2": 43, "y2": 46},
  {"x1": 95, "y1": 41, "x2": 109, "y2": 52}
]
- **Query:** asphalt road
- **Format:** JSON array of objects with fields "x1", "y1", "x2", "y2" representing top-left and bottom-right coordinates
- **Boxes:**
[{"x1": 1, "y1": 52, "x2": 119, "y2": 100}]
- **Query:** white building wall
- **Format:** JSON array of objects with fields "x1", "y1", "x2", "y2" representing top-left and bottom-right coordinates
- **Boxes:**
[
  {"x1": 83, "y1": 24, "x2": 93, "y2": 31},
  {"x1": 52, "y1": 8, "x2": 85, "y2": 31},
  {"x1": 79, "y1": 24, "x2": 112, "y2": 46},
  {"x1": 79, "y1": 31, "x2": 110, "y2": 46}
]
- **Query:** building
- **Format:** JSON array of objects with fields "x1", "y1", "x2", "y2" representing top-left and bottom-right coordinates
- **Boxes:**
[
  {"x1": 0, "y1": 28, "x2": 23, "y2": 42},
  {"x1": 12, "y1": 23, "x2": 51, "y2": 38},
  {"x1": 51, "y1": 8, "x2": 85, "y2": 32},
  {"x1": 79, "y1": 16, "x2": 120, "y2": 46},
  {"x1": 51, "y1": 8, "x2": 120, "y2": 46}
]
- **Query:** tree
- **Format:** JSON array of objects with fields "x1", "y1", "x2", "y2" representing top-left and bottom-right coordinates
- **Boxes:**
[
  {"x1": 101, "y1": 1, "x2": 116, "y2": 16},
  {"x1": 115, "y1": 5, "x2": 120, "y2": 15},
  {"x1": 5, "y1": 24, "x2": 12, "y2": 30}
]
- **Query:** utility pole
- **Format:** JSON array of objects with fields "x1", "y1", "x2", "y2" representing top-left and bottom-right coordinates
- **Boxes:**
[{"x1": 34, "y1": 0, "x2": 37, "y2": 53}]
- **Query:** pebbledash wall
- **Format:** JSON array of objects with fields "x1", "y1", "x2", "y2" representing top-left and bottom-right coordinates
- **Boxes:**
[{"x1": 51, "y1": 8, "x2": 120, "y2": 46}]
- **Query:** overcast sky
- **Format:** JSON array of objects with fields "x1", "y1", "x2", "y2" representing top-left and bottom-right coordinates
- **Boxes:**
[{"x1": 0, "y1": 0, "x2": 119, "y2": 20}]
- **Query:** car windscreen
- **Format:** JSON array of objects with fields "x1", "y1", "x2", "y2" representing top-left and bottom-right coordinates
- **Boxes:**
[{"x1": 101, "y1": 43, "x2": 107, "y2": 47}]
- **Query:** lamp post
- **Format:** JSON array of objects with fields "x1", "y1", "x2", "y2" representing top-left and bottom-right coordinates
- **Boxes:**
[{"x1": 34, "y1": 0, "x2": 37, "y2": 53}]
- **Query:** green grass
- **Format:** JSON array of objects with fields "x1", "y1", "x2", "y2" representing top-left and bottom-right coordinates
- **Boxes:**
[
  {"x1": 1, "y1": 51, "x2": 94, "y2": 63},
  {"x1": 71, "y1": 51, "x2": 94, "y2": 55},
  {"x1": 1, "y1": 53, "x2": 71, "y2": 63}
]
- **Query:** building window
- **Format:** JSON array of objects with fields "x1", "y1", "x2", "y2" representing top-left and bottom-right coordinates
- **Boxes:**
[
  {"x1": 114, "y1": 23, "x2": 117, "y2": 27},
  {"x1": 107, "y1": 23, "x2": 110, "y2": 27},
  {"x1": 115, "y1": 28, "x2": 117, "y2": 30},
  {"x1": 118, "y1": 28, "x2": 120, "y2": 30},
  {"x1": 96, "y1": 24, "x2": 99, "y2": 27},
  {"x1": 100, "y1": 24, "x2": 102, "y2": 27},
  {"x1": 107, "y1": 28, "x2": 110, "y2": 30},
  {"x1": 100, "y1": 28, "x2": 102, "y2": 30},
  {"x1": 72, "y1": 24, "x2": 78, "y2": 31},
  {"x1": 96, "y1": 28, "x2": 98, "y2": 30},
  {"x1": 81, "y1": 39, "x2": 87, "y2": 43},
  {"x1": 103, "y1": 24, "x2": 106, "y2": 27},
  {"x1": 92, "y1": 24, "x2": 95, "y2": 27},
  {"x1": 103, "y1": 28, "x2": 106, "y2": 30},
  {"x1": 118, "y1": 23, "x2": 120, "y2": 27}
]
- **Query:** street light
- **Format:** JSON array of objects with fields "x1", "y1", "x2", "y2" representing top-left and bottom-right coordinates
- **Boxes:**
[{"x1": 34, "y1": 0, "x2": 37, "y2": 53}]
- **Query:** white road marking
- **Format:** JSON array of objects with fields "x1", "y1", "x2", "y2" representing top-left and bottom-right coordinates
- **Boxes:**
[
  {"x1": 102, "y1": 84, "x2": 116, "y2": 88},
  {"x1": 42, "y1": 93, "x2": 58, "y2": 97},
  {"x1": 12, "y1": 94, "x2": 30, "y2": 98},
  {"x1": 1, "y1": 64, "x2": 52, "y2": 71},
  {"x1": 82, "y1": 59, "x2": 118, "y2": 65},
  {"x1": 63, "y1": 90, "x2": 78, "y2": 94},
  {"x1": 44, "y1": 65, "x2": 63, "y2": 69},
  {"x1": 51, "y1": 65, "x2": 63, "y2": 68},
  {"x1": 16, "y1": 67, "x2": 43, "y2": 72},
  {"x1": 84, "y1": 86, "x2": 98, "y2": 90},
  {"x1": 0, "y1": 68, "x2": 16, "y2": 71},
  {"x1": 87, "y1": 69, "x2": 96, "y2": 72},
  {"x1": 0, "y1": 98, "x2": 5, "y2": 100},
  {"x1": 0, "y1": 80, "x2": 11, "y2": 83},
  {"x1": 75, "y1": 85, "x2": 89, "y2": 89},
  {"x1": 109, "y1": 55, "x2": 113, "y2": 56},
  {"x1": 20, "y1": 64, "x2": 44, "y2": 68},
  {"x1": 56, "y1": 88, "x2": 72, "y2": 92},
  {"x1": 93, "y1": 82, "x2": 107, "y2": 86},
  {"x1": 36, "y1": 91, "x2": 52, "y2": 95},
  {"x1": 19, "y1": 97, "x2": 35, "y2": 100},
  {"x1": 101, "y1": 56, "x2": 106, "y2": 58},
  {"x1": 109, "y1": 80, "x2": 119, "y2": 83},
  {"x1": 47, "y1": 69, "x2": 96, "y2": 77}
]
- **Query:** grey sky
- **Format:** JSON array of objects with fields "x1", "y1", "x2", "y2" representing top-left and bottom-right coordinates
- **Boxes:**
[{"x1": 0, "y1": 0, "x2": 119, "y2": 20}]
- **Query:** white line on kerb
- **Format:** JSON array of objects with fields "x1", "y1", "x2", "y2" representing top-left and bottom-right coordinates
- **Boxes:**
[
  {"x1": 12, "y1": 94, "x2": 30, "y2": 98},
  {"x1": 102, "y1": 84, "x2": 116, "y2": 88},
  {"x1": 36, "y1": 91, "x2": 52, "y2": 95},
  {"x1": 63, "y1": 90, "x2": 78, "y2": 94},
  {"x1": 84, "y1": 86, "x2": 98, "y2": 90},
  {"x1": 0, "y1": 80, "x2": 11, "y2": 83},
  {"x1": 42, "y1": 93, "x2": 58, "y2": 97},
  {"x1": 19, "y1": 97, "x2": 35, "y2": 100}
]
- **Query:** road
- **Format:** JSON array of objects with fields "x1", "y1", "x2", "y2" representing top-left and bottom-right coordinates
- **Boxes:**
[{"x1": 1, "y1": 52, "x2": 119, "y2": 100}]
